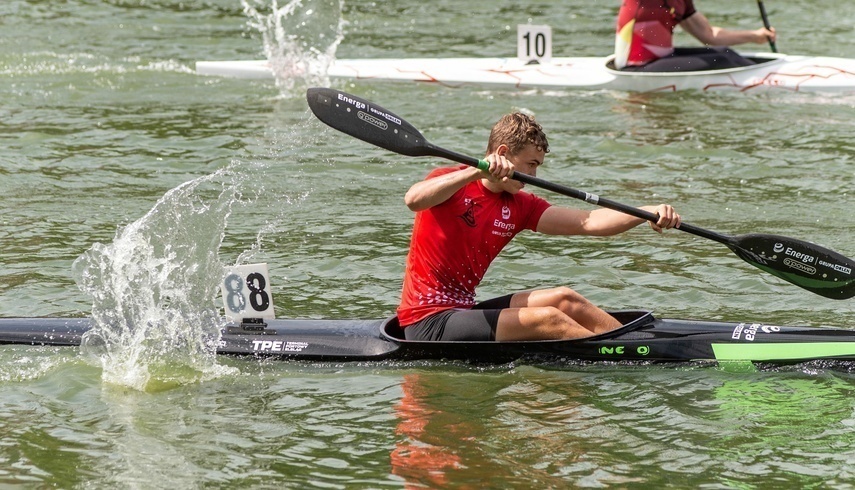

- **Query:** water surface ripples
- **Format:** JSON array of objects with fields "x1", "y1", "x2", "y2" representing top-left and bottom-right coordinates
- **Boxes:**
[{"x1": 1, "y1": 0, "x2": 853, "y2": 487}]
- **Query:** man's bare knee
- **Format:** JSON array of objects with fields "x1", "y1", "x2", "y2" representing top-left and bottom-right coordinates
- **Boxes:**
[
  {"x1": 553, "y1": 287, "x2": 594, "y2": 313},
  {"x1": 540, "y1": 306, "x2": 591, "y2": 340}
]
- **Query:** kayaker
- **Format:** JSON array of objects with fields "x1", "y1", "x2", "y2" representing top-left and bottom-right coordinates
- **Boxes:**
[
  {"x1": 614, "y1": 0, "x2": 777, "y2": 71},
  {"x1": 397, "y1": 113, "x2": 681, "y2": 341}
]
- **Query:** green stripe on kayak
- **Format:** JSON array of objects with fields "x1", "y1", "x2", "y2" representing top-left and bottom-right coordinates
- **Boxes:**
[{"x1": 712, "y1": 342, "x2": 855, "y2": 361}]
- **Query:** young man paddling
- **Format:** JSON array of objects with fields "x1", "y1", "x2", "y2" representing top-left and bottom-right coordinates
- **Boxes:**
[{"x1": 397, "y1": 113, "x2": 682, "y2": 342}]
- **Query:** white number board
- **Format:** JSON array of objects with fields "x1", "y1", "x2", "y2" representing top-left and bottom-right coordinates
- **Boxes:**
[
  {"x1": 221, "y1": 263, "x2": 275, "y2": 321},
  {"x1": 517, "y1": 24, "x2": 552, "y2": 63}
]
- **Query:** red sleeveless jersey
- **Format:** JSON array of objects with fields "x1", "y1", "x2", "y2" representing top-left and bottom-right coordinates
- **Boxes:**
[
  {"x1": 615, "y1": 0, "x2": 696, "y2": 68},
  {"x1": 397, "y1": 166, "x2": 551, "y2": 326}
]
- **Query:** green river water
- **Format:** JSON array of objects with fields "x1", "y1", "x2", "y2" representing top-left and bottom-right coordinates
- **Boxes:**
[{"x1": 1, "y1": 0, "x2": 854, "y2": 487}]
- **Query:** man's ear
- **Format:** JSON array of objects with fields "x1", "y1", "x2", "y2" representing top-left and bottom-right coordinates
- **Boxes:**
[{"x1": 495, "y1": 144, "x2": 510, "y2": 156}]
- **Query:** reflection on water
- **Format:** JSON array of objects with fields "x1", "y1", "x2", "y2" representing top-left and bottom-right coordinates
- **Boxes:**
[
  {"x1": 391, "y1": 373, "x2": 463, "y2": 487},
  {"x1": 711, "y1": 374, "x2": 855, "y2": 466},
  {"x1": 387, "y1": 365, "x2": 855, "y2": 487},
  {"x1": 390, "y1": 367, "x2": 596, "y2": 488}
]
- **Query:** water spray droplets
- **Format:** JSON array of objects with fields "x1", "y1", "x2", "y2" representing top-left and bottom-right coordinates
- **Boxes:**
[{"x1": 241, "y1": 0, "x2": 345, "y2": 95}]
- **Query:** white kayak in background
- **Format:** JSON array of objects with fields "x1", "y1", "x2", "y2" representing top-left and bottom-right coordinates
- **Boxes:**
[{"x1": 196, "y1": 52, "x2": 855, "y2": 93}]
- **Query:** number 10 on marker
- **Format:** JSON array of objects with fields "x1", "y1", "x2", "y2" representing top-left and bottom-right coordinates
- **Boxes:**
[
  {"x1": 517, "y1": 24, "x2": 552, "y2": 63},
  {"x1": 221, "y1": 263, "x2": 276, "y2": 321}
]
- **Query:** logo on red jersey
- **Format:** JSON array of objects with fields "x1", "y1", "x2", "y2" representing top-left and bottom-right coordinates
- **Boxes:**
[{"x1": 459, "y1": 198, "x2": 477, "y2": 227}]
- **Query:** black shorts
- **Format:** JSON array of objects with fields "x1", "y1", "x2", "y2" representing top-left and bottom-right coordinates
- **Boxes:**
[
  {"x1": 622, "y1": 47, "x2": 755, "y2": 73},
  {"x1": 403, "y1": 294, "x2": 513, "y2": 341}
]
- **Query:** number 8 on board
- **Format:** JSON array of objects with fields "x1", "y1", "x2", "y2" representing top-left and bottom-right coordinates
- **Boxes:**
[{"x1": 221, "y1": 263, "x2": 276, "y2": 321}]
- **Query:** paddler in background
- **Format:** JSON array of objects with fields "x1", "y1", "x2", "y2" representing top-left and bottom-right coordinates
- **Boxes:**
[
  {"x1": 397, "y1": 113, "x2": 682, "y2": 342},
  {"x1": 614, "y1": 0, "x2": 777, "y2": 71}
]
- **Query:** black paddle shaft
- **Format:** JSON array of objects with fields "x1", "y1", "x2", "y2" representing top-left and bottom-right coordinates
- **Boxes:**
[
  {"x1": 757, "y1": 0, "x2": 778, "y2": 53},
  {"x1": 306, "y1": 87, "x2": 854, "y2": 299}
]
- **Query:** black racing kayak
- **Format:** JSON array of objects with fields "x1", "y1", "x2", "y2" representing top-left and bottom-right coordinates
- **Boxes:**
[{"x1": 3, "y1": 311, "x2": 855, "y2": 364}]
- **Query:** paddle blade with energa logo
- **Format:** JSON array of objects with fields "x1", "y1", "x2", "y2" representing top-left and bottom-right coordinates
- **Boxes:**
[
  {"x1": 306, "y1": 87, "x2": 434, "y2": 158},
  {"x1": 728, "y1": 233, "x2": 854, "y2": 299}
]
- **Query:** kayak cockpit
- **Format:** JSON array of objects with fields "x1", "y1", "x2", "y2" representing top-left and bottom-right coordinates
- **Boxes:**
[
  {"x1": 380, "y1": 310, "x2": 655, "y2": 343},
  {"x1": 604, "y1": 52, "x2": 783, "y2": 74}
]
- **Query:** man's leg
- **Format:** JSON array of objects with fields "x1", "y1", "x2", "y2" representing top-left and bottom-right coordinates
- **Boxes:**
[{"x1": 494, "y1": 287, "x2": 621, "y2": 341}]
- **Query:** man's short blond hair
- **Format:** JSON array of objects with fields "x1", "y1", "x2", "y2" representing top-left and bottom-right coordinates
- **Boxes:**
[{"x1": 486, "y1": 113, "x2": 550, "y2": 156}]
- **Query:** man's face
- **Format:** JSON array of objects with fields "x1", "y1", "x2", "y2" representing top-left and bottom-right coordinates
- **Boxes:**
[{"x1": 499, "y1": 144, "x2": 545, "y2": 194}]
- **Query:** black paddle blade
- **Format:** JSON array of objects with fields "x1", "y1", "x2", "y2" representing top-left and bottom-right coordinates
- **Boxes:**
[
  {"x1": 307, "y1": 87, "x2": 431, "y2": 157},
  {"x1": 728, "y1": 234, "x2": 854, "y2": 299}
]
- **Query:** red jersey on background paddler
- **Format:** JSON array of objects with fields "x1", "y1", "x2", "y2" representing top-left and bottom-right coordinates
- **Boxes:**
[
  {"x1": 614, "y1": 0, "x2": 777, "y2": 71},
  {"x1": 615, "y1": 0, "x2": 696, "y2": 69}
]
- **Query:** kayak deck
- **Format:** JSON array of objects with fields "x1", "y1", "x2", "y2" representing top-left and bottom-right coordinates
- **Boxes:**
[
  {"x1": 4, "y1": 312, "x2": 855, "y2": 364},
  {"x1": 195, "y1": 52, "x2": 855, "y2": 92}
]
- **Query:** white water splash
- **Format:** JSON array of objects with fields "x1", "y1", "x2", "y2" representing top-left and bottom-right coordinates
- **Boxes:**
[
  {"x1": 72, "y1": 164, "x2": 261, "y2": 391},
  {"x1": 70, "y1": 107, "x2": 319, "y2": 392},
  {"x1": 242, "y1": 0, "x2": 345, "y2": 95}
]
